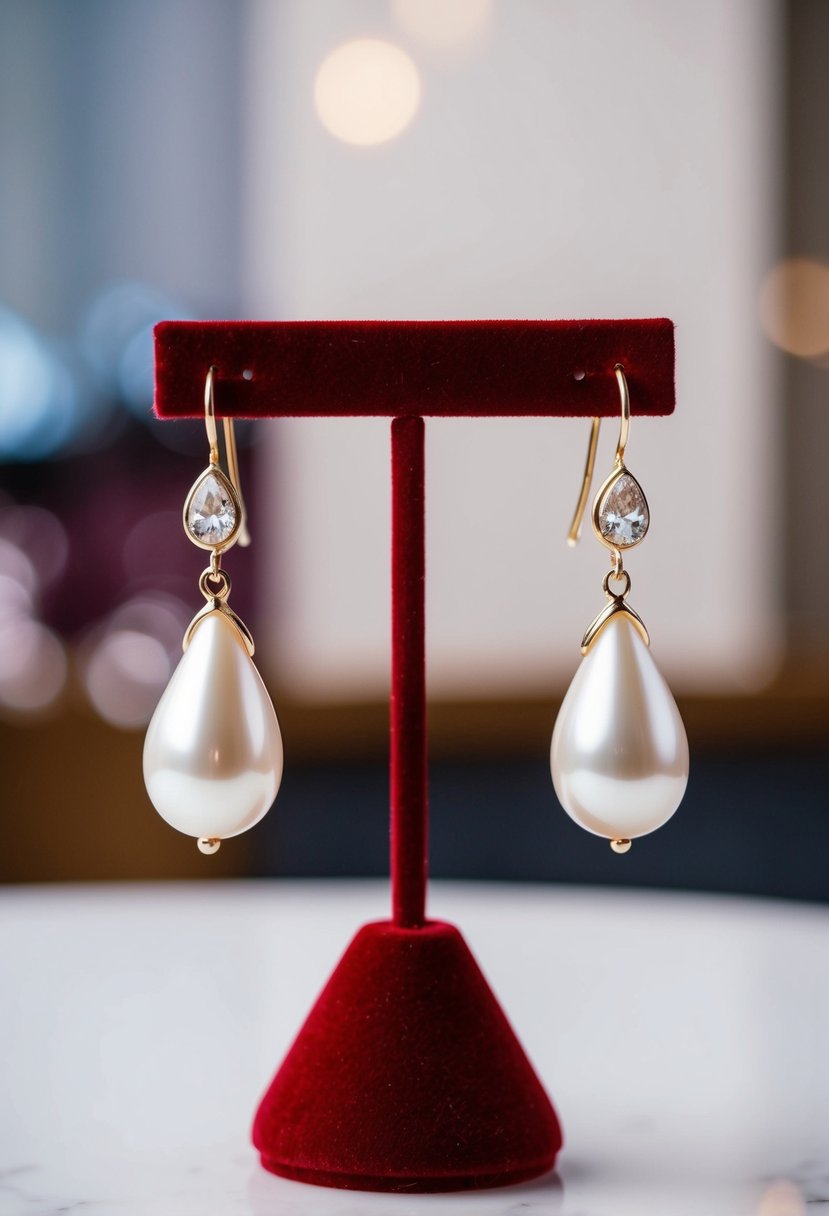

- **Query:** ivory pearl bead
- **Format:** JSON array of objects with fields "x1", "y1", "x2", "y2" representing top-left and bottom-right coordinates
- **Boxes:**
[
  {"x1": 143, "y1": 611, "x2": 282, "y2": 841},
  {"x1": 551, "y1": 614, "x2": 688, "y2": 841}
]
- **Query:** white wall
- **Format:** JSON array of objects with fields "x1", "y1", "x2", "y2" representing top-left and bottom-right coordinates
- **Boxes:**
[{"x1": 244, "y1": 0, "x2": 782, "y2": 700}]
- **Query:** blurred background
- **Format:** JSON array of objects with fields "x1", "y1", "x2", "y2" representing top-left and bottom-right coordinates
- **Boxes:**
[{"x1": 1, "y1": 0, "x2": 827, "y2": 899}]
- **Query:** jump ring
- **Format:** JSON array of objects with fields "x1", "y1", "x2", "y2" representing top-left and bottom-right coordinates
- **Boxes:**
[
  {"x1": 603, "y1": 568, "x2": 631, "y2": 599},
  {"x1": 199, "y1": 566, "x2": 232, "y2": 602}
]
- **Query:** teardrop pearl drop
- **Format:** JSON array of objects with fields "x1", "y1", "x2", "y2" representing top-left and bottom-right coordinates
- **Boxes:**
[
  {"x1": 551, "y1": 614, "x2": 688, "y2": 841},
  {"x1": 143, "y1": 611, "x2": 283, "y2": 841}
]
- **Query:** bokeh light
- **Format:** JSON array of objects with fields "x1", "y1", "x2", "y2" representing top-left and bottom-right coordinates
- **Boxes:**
[
  {"x1": 118, "y1": 322, "x2": 162, "y2": 417},
  {"x1": 80, "y1": 281, "x2": 190, "y2": 418},
  {"x1": 314, "y1": 40, "x2": 421, "y2": 146},
  {"x1": 392, "y1": 0, "x2": 492, "y2": 49},
  {"x1": 106, "y1": 593, "x2": 190, "y2": 653},
  {"x1": 84, "y1": 628, "x2": 172, "y2": 729},
  {"x1": 0, "y1": 506, "x2": 69, "y2": 589},
  {"x1": 80, "y1": 592, "x2": 191, "y2": 729},
  {"x1": 0, "y1": 536, "x2": 38, "y2": 603},
  {"x1": 0, "y1": 570, "x2": 35, "y2": 622},
  {"x1": 0, "y1": 305, "x2": 79, "y2": 460},
  {"x1": 758, "y1": 257, "x2": 829, "y2": 358},
  {"x1": 0, "y1": 619, "x2": 67, "y2": 715},
  {"x1": 757, "y1": 1179, "x2": 806, "y2": 1216},
  {"x1": 0, "y1": 534, "x2": 68, "y2": 717}
]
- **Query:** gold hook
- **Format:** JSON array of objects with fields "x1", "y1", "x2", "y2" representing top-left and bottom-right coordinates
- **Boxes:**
[
  {"x1": 204, "y1": 366, "x2": 250, "y2": 547},
  {"x1": 567, "y1": 364, "x2": 629, "y2": 546},
  {"x1": 204, "y1": 365, "x2": 220, "y2": 464}
]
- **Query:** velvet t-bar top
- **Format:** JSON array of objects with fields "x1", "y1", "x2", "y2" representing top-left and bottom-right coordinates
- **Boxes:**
[{"x1": 153, "y1": 318, "x2": 675, "y2": 419}]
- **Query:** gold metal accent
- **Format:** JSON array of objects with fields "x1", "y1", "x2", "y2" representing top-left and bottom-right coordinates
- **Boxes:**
[
  {"x1": 203, "y1": 367, "x2": 220, "y2": 466},
  {"x1": 567, "y1": 417, "x2": 599, "y2": 546},
  {"x1": 183, "y1": 604, "x2": 255, "y2": 657},
  {"x1": 211, "y1": 366, "x2": 251, "y2": 549},
  {"x1": 182, "y1": 462, "x2": 243, "y2": 553},
  {"x1": 198, "y1": 564, "x2": 231, "y2": 601},
  {"x1": 580, "y1": 566, "x2": 650, "y2": 653},
  {"x1": 565, "y1": 364, "x2": 653, "y2": 653},
  {"x1": 567, "y1": 365, "x2": 638, "y2": 551},
  {"x1": 184, "y1": 366, "x2": 250, "y2": 551},
  {"x1": 610, "y1": 838, "x2": 632, "y2": 854},
  {"x1": 182, "y1": 565, "x2": 256, "y2": 656},
  {"x1": 580, "y1": 597, "x2": 649, "y2": 654},
  {"x1": 614, "y1": 363, "x2": 629, "y2": 464},
  {"x1": 183, "y1": 604, "x2": 255, "y2": 656},
  {"x1": 590, "y1": 464, "x2": 650, "y2": 553},
  {"x1": 605, "y1": 563, "x2": 627, "y2": 593},
  {"x1": 198, "y1": 837, "x2": 222, "y2": 855},
  {"x1": 179, "y1": 371, "x2": 257, "y2": 657}
]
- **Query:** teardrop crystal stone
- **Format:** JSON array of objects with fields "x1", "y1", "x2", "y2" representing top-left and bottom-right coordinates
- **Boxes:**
[
  {"x1": 185, "y1": 467, "x2": 239, "y2": 548},
  {"x1": 143, "y1": 611, "x2": 283, "y2": 840},
  {"x1": 596, "y1": 470, "x2": 649, "y2": 548},
  {"x1": 551, "y1": 614, "x2": 688, "y2": 840}
]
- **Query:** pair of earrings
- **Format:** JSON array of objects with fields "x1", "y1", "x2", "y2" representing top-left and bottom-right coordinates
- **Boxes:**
[
  {"x1": 550, "y1": 365, "x2": 689, "y2": 853},
  {"x1": 143, "y1": 368, "x2": 283, "y2": 854},
  {"x1": 144, "y1": 364, "x2": 687, "y2": 859}
]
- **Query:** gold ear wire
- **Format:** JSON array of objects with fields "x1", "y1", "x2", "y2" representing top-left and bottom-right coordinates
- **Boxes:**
[
  {"x1": 566, "y1": 416, "x2": 599, "y2": 547},
  {"x1": 204, "y1": 366, "x2": 250, "y2": 547},
  {"x1": 566, "y1": 364, "x2": 629, "y2": 546},
  {"x1": 222, "y1": 414, "x2": 250, "y2": 548},
  {"x1": 614, "y1": 363, "x2": 630, "y2": 466}
]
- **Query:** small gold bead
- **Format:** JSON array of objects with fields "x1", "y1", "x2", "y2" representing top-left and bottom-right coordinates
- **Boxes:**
[
  {"x1": 198, "y1": 837, "x2": 221, "y2": 855},
  {"x1": 610, "y1": 838, "x2": 632, "y2": 855}
]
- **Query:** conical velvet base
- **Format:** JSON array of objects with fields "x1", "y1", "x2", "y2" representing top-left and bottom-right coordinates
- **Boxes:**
[{"x1": 252, "y1": 919, "x2": 562, "y2": 1192}]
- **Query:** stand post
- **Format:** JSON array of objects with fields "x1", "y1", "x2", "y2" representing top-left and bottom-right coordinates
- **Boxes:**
[
  {"x1": 390, "y1": 415, "x2": 428, "y2": 928},
  {"x1": 253, "y1": 410, "x2": 561, "y2": 1190}
]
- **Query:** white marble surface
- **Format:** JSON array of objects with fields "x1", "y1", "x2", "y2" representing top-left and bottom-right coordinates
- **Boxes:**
[{"x1": 1, "y1": 880, "x2": 828, "y2": 1215}]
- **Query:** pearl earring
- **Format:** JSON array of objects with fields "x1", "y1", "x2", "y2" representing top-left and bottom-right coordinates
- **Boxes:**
[
  {"x1": 143, "y1": 367, "x2": 283, "y2": 855},
  {"x1": 550, "y1": 365, "x2": 688, "y2": 854}
]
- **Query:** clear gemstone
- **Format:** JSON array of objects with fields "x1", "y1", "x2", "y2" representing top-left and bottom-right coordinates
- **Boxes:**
[
  {"x1": 186, "y1": 471, "x2": 237, "y2": 546},
  {"x1": 597, "y1": 472, "x2": 649, "y2": 547}
]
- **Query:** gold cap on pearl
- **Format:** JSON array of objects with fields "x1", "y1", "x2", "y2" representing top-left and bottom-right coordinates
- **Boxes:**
[
  {"x1": 610, "y1": 838, "x2": 632, "y2": 854},
  {"x1": 198, "y1": 837, "x2": 222, "y2": 855}
]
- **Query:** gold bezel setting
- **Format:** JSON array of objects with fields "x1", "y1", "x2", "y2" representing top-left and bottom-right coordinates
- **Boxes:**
[
  {"x1": 182, "y1": 462, "x2": 242, "y2": 553},
  {"x1": 591, "y1": 463, "x2": 650, "y2": 552}
]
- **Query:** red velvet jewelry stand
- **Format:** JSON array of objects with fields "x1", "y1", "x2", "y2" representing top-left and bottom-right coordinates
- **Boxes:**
[{"x1": 154, "y1": 318, "x2": 675, "y2": 1192}]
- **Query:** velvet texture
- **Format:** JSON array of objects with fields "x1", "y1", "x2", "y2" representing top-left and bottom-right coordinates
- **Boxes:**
[
  {"x1": 390, "y1": 416, "x2": 427, "y2": 928},
  {"x1": 154, "y1": 319, "x2": 675, "y2": 419},
  {"x1": 252, "y1": 920, "x2": 562, "y2": 1191},
  {"x1": 154, "y1": 318, "x2": 674, "y2": 1191}
]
